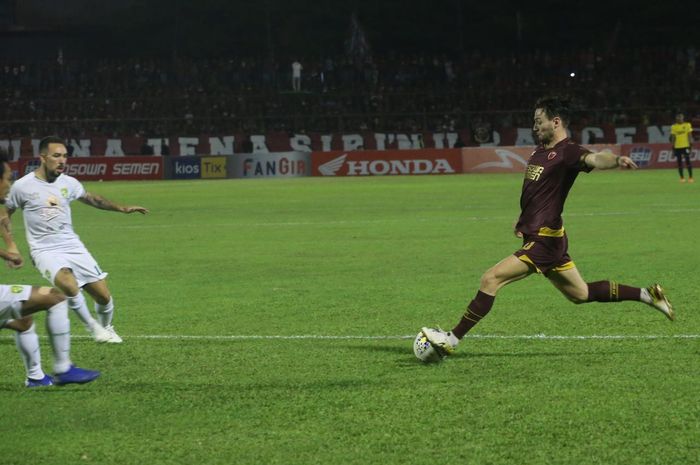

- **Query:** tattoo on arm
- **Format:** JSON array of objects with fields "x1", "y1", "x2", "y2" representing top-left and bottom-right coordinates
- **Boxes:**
[{"x1": 80, "y1": 192, "x2": 123, "y2": 212}]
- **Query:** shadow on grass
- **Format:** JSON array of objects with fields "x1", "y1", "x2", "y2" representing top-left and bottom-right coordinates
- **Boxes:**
[
  {"x1": 104, "y1": 377, "x2": 393, "y2": 395},
  {"x1": 345, "y1": 342, "x2": 613, "y2": 358},
  {"x1": 0, "y1": 382, "x2": 102, "y2": 393}
]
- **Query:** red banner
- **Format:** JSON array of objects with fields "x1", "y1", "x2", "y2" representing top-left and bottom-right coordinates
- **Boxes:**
[
  {"x1": 17, "y1": 156, "x2": 163, "y2": 181},
  {"x1": 461, "y1": 147, "x2": 532, "y2": 173},
  {"x1": 621, "y1": 144, "x2": 699, "y2": 169},
  {"x1": 312, "y1": 149, "x2": 462, "y2": 176},
  {"x1": 461, "y1": 144, "x2": 621, "y2": 173},
  {"x1": 2, "y1": 126, "x2": 690, "y2": 157}
]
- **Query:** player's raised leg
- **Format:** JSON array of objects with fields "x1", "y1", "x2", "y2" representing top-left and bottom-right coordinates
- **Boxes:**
[
  {"x1": 547, "y1": 267, "x2": 674, "y2": 320},
  {"x1": 83, "y1": 279, "x2": 122, "y2": 343},
  {"x1": 53, "y1": 268, "x2": 112, "y2": 342},
  {"x1": 423, "y1": 255, "x2": 533, "y2": 356}
]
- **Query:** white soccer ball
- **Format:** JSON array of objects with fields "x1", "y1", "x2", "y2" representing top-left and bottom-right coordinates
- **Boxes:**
[{"x1": 413, "y1": 330, "x2": 444, "y2": 363}]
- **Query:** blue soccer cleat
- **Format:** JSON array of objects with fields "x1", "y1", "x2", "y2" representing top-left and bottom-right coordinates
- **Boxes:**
[
  {"x1": 54, "y1": 365, "x2": 101, "y2": 386},
  {"x1": 25, "y1": 374, "x2": 54, "y2": 388}
]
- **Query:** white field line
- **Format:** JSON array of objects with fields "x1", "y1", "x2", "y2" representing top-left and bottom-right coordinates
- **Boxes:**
[
  {"x1": 50, "y1": 333, "x2": 700, "y2": 341},
  {"x1": 62, "y1": 207, "x2": 700, "y2": 229}
]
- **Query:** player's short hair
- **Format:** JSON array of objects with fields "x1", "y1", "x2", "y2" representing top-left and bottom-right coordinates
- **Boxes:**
[
  {"x1": 39, "y1": 136, "x2": 67, "y2": 154},
  {"x1": 0, "y1": 146, "x2": 10, "y2": 178},
  {"x1": 535, "y1": 96, "x2": 572, "y2": 127}
]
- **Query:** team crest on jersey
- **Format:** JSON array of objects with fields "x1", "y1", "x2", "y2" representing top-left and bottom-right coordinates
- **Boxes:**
[
  {"x1": 548, "y1": 151, "x2": 557, "y2": 160},
  {"x1": 11, "y1": 285, "x2": 23, "y2": 294},
  {"x1": 47, "y1": 195, "x2": 59, "y2": 206},
  {"x1": 60, "y1": 188, "x2": 69, "y2": 198}
]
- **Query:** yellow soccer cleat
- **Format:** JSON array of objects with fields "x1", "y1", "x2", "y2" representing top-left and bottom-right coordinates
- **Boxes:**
[{"x1": 647, "y1": 284, "x2": 675, "y2": 321}]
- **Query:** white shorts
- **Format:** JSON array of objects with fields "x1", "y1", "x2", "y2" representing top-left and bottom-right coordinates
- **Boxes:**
[
  {"x1": 32, "y1": 249, "x2": 108, "y2": 288},
  {"x1": 0, "y1": 284, "x2": 32, "y2": 328}
]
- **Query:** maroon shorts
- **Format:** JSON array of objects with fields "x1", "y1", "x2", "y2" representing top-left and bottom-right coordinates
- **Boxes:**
[{"x1": 513, "y1": 233, "x2": 575, "y2": 274}]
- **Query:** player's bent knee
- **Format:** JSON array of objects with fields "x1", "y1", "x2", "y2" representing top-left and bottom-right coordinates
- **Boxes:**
[
  {"x1": 479, "y1": 271, "x2": 503, "y2": 293},
  {"x1": 5, "y1": 315, "x2": 34, "y2": 333},
  {"x1": 92, "y1": 293, "x2": 111, "y2": 306},
  {"x1": 54, "y1": 269, "x2": 79, "y2": 293},
  {"x1": 564, "y1": 291, "x2": 588, "y2": 304},
  {"x1": 9, "y1": 316, "x2": 33, "y2": 332}
]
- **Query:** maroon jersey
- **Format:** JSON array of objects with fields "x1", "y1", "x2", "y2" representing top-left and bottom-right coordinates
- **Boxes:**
[{"x1": 515, "y1": 138, "x2": 592, "y2": 236}]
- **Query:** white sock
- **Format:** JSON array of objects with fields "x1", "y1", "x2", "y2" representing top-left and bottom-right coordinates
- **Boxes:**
[
  {"x1": 640, "y1": 287, "x2": 652, "y2": 304},
  {"x1": 46, "y1": 301, "x2": 72, "y2": 373},
  {"x1": 67, "y1": 291, "x2": 98, "y2": 329},
  {"x1": 95, "y1": 297, "x2": 114, "y2": 327},
  {"x1": 14, "y1": 323, "x2": 45, "y2": 380},
  {"x1": 447, "y1": 332, "x2": 460, "y2": 346}
]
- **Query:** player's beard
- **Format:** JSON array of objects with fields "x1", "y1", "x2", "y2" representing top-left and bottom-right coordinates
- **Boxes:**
[
  {"x1": 535, "y1": 127, "x2": 553, "y2": 146},
  {"x1": 46, "y1": 167, "x2": 62, "y2": 182}
]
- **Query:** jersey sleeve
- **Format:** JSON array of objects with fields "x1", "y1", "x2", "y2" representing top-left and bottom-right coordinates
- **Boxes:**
[
  {"x1": 5, "y1": 183, "x2": 22, "y2": 210},
  {"x1": 69, "y1": 177, "x2": 86, "y2": 201},
  {"x1": 563, "y1": 143, "x2": 593, "y2": 172}
]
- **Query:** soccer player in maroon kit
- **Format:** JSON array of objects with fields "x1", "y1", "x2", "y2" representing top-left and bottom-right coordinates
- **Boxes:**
[{"x1": 422, "y1": 96, "x2": 674, "y2": 357}]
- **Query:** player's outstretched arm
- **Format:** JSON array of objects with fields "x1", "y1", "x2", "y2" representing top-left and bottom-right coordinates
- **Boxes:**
[
  {"x1": 584, "y1": 151, "x2": 638, "y2": 170},
  {"x1": 79, "y1": 192, "x2": 149, "y2": 214}
]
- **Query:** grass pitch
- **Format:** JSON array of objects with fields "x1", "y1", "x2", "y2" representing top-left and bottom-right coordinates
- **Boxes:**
[{"x1": 1, "y1": 169, "x2": 698, "y2": 465}]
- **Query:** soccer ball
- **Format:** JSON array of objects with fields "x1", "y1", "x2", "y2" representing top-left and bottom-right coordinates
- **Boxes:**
[{"x1": 413, "y1": 330, "x2": 444, "y2": 363}]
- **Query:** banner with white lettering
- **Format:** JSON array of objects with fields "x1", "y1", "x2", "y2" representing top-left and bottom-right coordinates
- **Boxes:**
[
  {"x1": 621, "y1": 144, "x2": 699, "y2": 169},
  {"x1": 18, "y1": 156, "x2": 163, "y2": 181},
  {"x1": 461, "y1": 144, "x2": 621, "y2": 173},
  {"x1": 312, "y1": 149, "x2": 462, "y2": 177},
  {"x1": 2, "y1": 124, "x2": 689, "y2": 157},
  {"x1": 170, "y1": 156, "x2": 201, "y2": 179}
]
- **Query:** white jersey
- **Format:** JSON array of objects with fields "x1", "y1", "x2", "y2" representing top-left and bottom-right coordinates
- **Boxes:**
[{"x1": 6, "y1": 172, "x2": 87, "y2": 255}]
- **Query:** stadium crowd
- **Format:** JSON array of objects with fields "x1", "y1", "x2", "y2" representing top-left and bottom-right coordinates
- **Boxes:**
[{"x1": 1, "y1": 45, "x2": 698, "y2": 139}]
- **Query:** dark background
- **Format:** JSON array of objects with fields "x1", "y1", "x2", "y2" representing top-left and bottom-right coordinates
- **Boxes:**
[{"x1": 1, "y1": 0, "x2": 696, "y2": 59}]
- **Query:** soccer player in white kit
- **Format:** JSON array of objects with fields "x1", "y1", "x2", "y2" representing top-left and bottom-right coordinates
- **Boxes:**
[
  {"x1": 0, "y1": 149, "x2": 100, "y2": 386},
  {"x1": 4, "y1": 136, "x2": 148, "y2": 343}
]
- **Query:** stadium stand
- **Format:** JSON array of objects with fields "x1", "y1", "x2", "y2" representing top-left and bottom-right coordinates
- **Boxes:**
[{"x1": 1, "y1": 46, "x2": 698, "y2": 140}]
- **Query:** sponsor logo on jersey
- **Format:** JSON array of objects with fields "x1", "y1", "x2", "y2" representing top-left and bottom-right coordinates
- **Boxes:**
[{"x1": 525, "y1": 164, "x2": 545, "y2": 181}]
